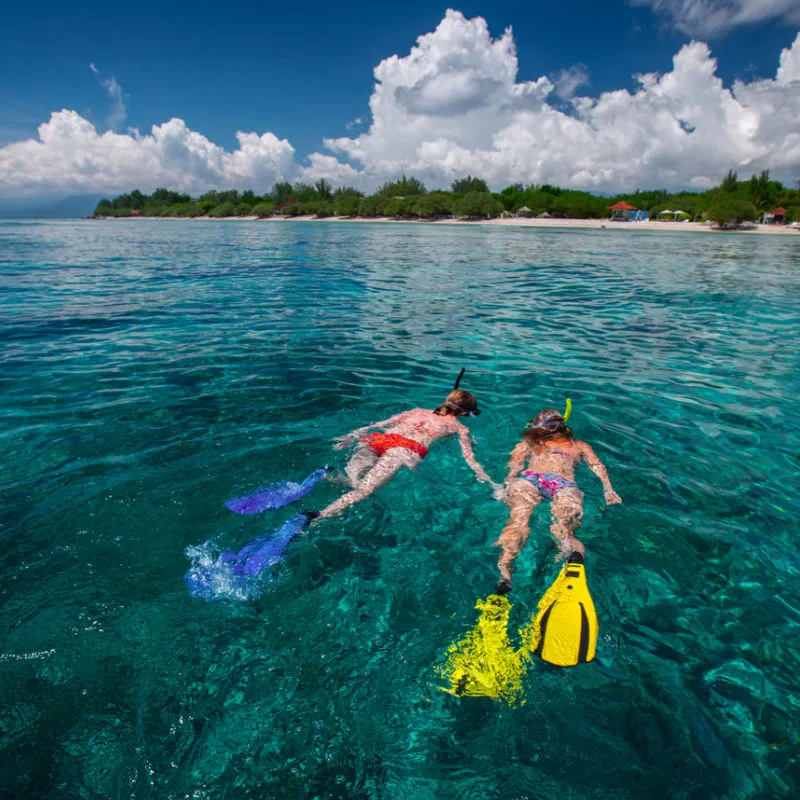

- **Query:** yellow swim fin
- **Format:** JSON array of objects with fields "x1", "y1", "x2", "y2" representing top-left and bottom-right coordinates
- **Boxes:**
[
  {"x1": 519, "y1": 555, "x2": 598, "y2": 667},
  {"x1": 436, "y1": 594, "x2": 526, "y2": 706}
]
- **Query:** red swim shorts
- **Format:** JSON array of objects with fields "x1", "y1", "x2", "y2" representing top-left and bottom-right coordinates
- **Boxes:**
[{"x1": 362, "y1": 433, "x2": 429, "y2": 459}]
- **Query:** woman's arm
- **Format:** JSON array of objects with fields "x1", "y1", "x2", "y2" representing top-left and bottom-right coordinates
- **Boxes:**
[
  {"x1": 580, "y1": 442, "x2": 622, "y2": 504},
  {"x1": 333, "y1": 412, "x2": 407, "y2": 449},
  {"x1": 457, "y1": 426, "x2": 496, "y2": 486},
  {"x1": 505, "y1": 441, "x2": 529, "y2": 483}
]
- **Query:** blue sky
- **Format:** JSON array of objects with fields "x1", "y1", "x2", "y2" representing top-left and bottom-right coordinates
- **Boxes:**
[{"x1": 1, "y1": 1, "x2": 798, "y2": 197}]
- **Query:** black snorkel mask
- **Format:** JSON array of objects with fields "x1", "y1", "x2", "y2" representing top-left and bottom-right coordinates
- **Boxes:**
[
  {"x1": 447, "y1": 368, "x2": 481, "y2": 416},
  {"x1": 446, "y1": 400, "x2": 481, "y2": 417}
]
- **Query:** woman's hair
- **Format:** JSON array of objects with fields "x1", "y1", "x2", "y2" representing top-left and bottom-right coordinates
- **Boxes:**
[
  {"x1": 522, "y1": 408, "x2": 573, "y2": 444},
  {"x1": 434, "y1": 389, "x2": 481, "y2": 417}
]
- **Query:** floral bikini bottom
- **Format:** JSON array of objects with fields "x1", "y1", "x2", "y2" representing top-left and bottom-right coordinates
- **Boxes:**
[{"x1": 520, "y1": 471, "x2": 580, "y2": 500}]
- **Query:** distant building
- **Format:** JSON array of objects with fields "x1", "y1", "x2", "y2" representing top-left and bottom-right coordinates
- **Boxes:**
[
  {"x1": 130, "y1": 209, "x2": 142, "y2": 217},
  {"x1": 762, "y1": 206, "x2": 787, "y2": 224},
  {"x1": 515, "y1": 205, "x2": 534, "y2": 217},
  {"x1": 608, "y1": 201, "x2": 637, "y2": 221}
]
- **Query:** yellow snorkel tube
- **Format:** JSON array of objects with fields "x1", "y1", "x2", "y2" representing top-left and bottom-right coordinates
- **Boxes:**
[{"x1": 563, "y1": 397, "x2": 572, "y2": 422}]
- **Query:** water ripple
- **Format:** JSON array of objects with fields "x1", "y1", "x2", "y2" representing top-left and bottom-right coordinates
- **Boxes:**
[{"x1": 1, "y1": 219, "x2": 799, "y2": 798}]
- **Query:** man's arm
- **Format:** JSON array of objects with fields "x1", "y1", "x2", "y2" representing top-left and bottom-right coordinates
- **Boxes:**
[{"x1": 580, "y1": 443, "x2": 622, "y2": 504}]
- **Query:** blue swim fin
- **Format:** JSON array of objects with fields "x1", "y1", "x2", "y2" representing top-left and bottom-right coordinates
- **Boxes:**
[
  {"x1": 184, "y1": 512, "x2": 320, "y2": 600},
  {"x1": 225, "y1": 468, "x2": 328, "y2": 514},
  {"x1": 221, "y1": 512, "x2": 317, "y2": 577}
]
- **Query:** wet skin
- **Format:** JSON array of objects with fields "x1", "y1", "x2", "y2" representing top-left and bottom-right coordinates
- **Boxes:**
[
  {"x1": 319, "y1": 407, "x2": 497, "y2": 519},
  {"x1": 494, "y1": 435, "x2": 621, "y2": 586}
]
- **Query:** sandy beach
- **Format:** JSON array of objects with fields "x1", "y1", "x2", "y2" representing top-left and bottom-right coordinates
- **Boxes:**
[{"x1": 103, "y1": 215, "x2": 800, "y2": 235}]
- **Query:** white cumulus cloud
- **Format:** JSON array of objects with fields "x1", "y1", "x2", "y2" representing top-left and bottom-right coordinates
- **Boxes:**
[
  {"x1": 631, "y1": 0, "x2": 800, "y2": 38},
  {"x1": 0, "y1": 111, "x2": 296, "y2": 197},
  {"x1": 1, "y1": 9, "x2": 799, "y2": 198},
  {"x1": 303, "y1": 9, "x2": 800, "y2": 192}
]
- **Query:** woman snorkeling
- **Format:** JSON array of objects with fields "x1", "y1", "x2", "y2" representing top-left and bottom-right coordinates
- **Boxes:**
[
  {"x1": 206, "y1": 372, "x2": 499, "y2": 593},
  {"x1": 316, "y1": 372, "x2": 499, "y2": 519},
  {"x1": 493, "y1": 403, "x2": 621, "y2": 593}
]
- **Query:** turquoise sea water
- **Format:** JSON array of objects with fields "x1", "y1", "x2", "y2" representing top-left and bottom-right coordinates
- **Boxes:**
[{"x1": 1, "y1": 219, "x2": 799, "y2": 798}]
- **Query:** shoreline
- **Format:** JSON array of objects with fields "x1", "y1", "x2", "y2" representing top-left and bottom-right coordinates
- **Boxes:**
[{"x1": 94, "y1": 215, "x2": 800, "y2": 235}]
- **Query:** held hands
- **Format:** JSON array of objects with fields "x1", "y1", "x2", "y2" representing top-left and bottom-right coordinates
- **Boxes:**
[
  {"x1": 474, "y1": 472, "x2": 505, "y2": 501},
  {"x1": 605, "y1": 489, "x2": 622, "y2": 505}
]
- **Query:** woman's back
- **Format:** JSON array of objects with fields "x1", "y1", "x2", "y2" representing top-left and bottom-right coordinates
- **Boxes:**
[
  {"x1": 521, "y1": 437, "x2": 584, "y2": 480},
  {"x1": 384, "y1": 408, "x2": 463, "y2": 447}
]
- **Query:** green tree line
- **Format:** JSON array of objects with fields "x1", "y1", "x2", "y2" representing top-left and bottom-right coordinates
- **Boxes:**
[{"x1": 93, "y1": 170, "x2": 800, "y2": 225}]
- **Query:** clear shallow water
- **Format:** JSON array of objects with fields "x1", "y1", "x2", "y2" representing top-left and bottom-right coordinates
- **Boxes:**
[{"x1": 1, "y1": 219, "x2": 799, "y2": 798}]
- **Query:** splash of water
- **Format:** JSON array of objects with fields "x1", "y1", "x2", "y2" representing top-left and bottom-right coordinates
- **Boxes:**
[{"x1": 183, "y1": 542, "x2": 266, "y2": 601}]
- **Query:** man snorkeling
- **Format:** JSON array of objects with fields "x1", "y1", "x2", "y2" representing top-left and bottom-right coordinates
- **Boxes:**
[
  {"x1": 492, "y1": 404, "x2": 621, "y2": 594},
  {"x1": 316, "y1": 371, "x2": 501, "y2": 519}
]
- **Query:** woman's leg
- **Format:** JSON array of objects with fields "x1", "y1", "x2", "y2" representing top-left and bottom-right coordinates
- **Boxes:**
[
  {"x1": 319, "y1": 449, "x2": 421, "y2": 519},
  {"x1": 549, "y1": 488, "x2": 585, "y2": 559},
  {"x1": 344, "y1": 445, "x2": 379, "y2": 488},
  {"x1": 492, "y1": 479, "x2": 541, "y2": 590}
]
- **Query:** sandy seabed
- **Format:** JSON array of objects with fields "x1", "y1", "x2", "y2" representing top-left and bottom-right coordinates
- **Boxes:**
[{"x1": 103, "y1": 215, "x2": 800, "y2": 235}]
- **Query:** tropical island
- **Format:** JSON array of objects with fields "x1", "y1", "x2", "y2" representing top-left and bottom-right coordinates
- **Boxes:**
[{"x1": 93, "y1": 171, "x2": 799, "y2": 230}]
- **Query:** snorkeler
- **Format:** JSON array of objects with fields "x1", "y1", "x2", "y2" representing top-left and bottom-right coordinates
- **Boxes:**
[
  {"x1": 316, "y1": 371, "x2": 500, "y2": 519},
  {"x1": 196, "y1": 372, "x2": 498, "y2": 597},
  {"x1": 493, "y1": 404, "x2": 621, "y2": 593}
]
